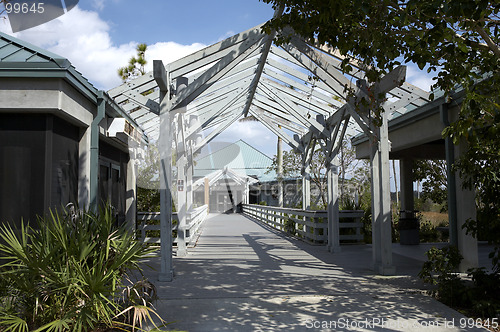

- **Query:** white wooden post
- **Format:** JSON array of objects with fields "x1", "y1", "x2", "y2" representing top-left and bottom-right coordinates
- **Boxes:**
[
  {"x1": 175, "y1": 77, "x2": 189, "y2": 257},
  {"x1": 327, "y1": 157, "x2": 341, "y2": 253},
  {"x1": 302, "y1": 166, "x2": 311, "y2": 210},
  {"x1": 455, "y1": 140, "x2": 478, "y2": 272},
  {"x1": 176, "y1": 112, "x2": 188, "y2": 257},
  {"x1": 155, "y1": 60, "x2": 174, "y2": 282},
  {"x1": 370, "y1": 110, "x2": 395, "y2": 275},
  {"x1": 277, "y1": 135, "x2": 284, "y2": 207}
]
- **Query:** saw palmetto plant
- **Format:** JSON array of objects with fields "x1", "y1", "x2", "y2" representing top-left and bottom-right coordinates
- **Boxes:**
[{"x1": 0, "y1": 204, "x2": 163, "y2": 331}]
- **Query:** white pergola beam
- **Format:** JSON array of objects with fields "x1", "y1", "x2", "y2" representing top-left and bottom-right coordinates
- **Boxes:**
[
  {"x1": 254, "y1": 106, "x2": 307, "y2": 135},
  {"x1": 253, "y1": 91, "x2": 308, "y2": 126},
  {"x1": 263, "y1": 60, "x2": 343, "y2": 108},
  {"x1": 188, "y1": 78, "x2": 251, "y2": 115},
  {"x1": 185, "y1": 88, "x2": 248, "y2": 141},
  {"x1": 193, "y1": 109, "x2": 244, "y2": 155},
  {"x1": 168, "y1": 24, "x2": 265, "y2": 77},
  {"x1": 269, "y1": 47, "x2": 342, "y2": 99},
  {"x1": 259, "y1": 83, "x2": 328, "y2": 136},
  {"x1": 261, "y1": 77, "x2": 335, "y2": 116},
  {"x1": 172, "y1": 35, "x2": 266, "y2": 109},
  {"x1": 249, "y1": 107, "x2": 302, "y2": 152}
]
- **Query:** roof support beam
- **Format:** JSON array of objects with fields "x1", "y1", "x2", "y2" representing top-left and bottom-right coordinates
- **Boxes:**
[
  {"x1": 261, "y1": 77, "x2": 334, "y2": 115},
  {"x1": 269, "y1": 46, "x2": 343, "y2": 101},
  {"x1": 172, "y1": 34, "x2": 266, "y2": 109},
  {"x1": 168, "y1": 23, "x2": 265, "y2": 78},
  {"x1": 250, "y1": 107, "x2": 303, "y2": 152},
  {"x1": 251, "y1": 101, "x2": 307, "y2": 135},
  {"x1": 253, "y1": 91, "x2": 308, "y2": 127},
  {"x1": 185, "y1": 87, "x2": 248, "y2": 141},
  {"x1": 108, "y1": 72, "x2": 156, "y2": 98},
  {"x1": 263, "y1": 59, "x2": 343, "y2": 108},
  {"x1": 241, "y1": 4, "x2": 284, "y2": 117},
  {"x1": 259, "y1": 83, "x2": 328, "y2": 137},
  {"x1": 121, "y1": 90, "x2": 159, "y2": 115},
  {"x1": 192, "y1": 109, "x2": 244, "y2": 155},
  {"x1": 281, "y1": 40, "x2": 353, "y2": 100},
  {"x1": 187, "y1": 78, "x2": 251, "y2": 115}
]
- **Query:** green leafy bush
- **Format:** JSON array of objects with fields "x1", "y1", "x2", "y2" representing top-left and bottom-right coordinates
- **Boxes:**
[
  {"x1": 419, "y1": 246, "x2": 466, "y2": 307},
  {"x1": 419, "y1": 219, "x2": 440, "y2": 243},
  {"x1": 0, "y1": 205, "x2": 163, "y2": 331},
  {"x1": 419, "y1": 246, "x2": 500, "y2": 319},
  {"x1": 467, "y1": 268, "x2": 500, "y2": 318}
]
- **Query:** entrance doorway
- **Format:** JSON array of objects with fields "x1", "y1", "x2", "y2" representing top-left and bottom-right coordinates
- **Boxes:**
[{"x1": 217, "y1": 192, "x2": 233, "y2": 213}]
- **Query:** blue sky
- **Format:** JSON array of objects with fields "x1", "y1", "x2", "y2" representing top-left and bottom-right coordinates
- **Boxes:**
[{"x1": 89, "y1": 0, "x2": 275, "y2": 46}]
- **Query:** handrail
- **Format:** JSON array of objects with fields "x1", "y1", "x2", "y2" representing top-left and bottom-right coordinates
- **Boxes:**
[
  {"x1": 138, "y1": 204, "x2": 209, "y2": 245},
  {"x1": 241, "y1": 204, "x2": 364, "y2": 245}
]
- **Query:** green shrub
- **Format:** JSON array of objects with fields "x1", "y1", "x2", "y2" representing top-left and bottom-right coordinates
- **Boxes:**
[
  {"x1": 419, "y1": 246, "x2": 500, "y2": 319},
  {"x1": 419, "y1": 246, "x2": 467, "y2": 308},
  {"x1": 467, "y1": 268, "x2": 500, "y2": 318},
  {"x1": 419, "y1": 219, "x2": 440, "y2": 243},
  {"x1": 0, "y1": 204, "x2": 163, "y2": 331}
]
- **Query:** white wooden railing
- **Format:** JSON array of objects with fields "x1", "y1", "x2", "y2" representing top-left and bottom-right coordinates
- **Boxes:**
[
  {"x1": 242, "y1": 204, "x2": 364, "y2": 245},
  {"x1": 137, "y1": 204, "x2": 209, "y2": 245}
]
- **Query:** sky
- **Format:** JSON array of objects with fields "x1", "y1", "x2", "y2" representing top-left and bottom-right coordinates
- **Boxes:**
[{"x1": 0, "y1": 0, "x2": 433, "y2": 165}]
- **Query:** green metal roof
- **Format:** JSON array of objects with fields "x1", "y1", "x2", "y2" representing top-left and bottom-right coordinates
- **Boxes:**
[
  {"x1": 0, "y1": 31, "x2": 98, "y2": 100},
  {"x1": 194, "y1": 140, "x2": 277, "y2": 182},
  {"x1": 0, "y1": 32, "x2": 69, "y2": 66},
  {"x1": 0, "y1": 32, "x2": 71, "y2": 69}
]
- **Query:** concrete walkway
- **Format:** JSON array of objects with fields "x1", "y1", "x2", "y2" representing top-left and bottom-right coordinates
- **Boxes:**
[{"x1": 141, "y1": 213, "x2": 486, "y2": 331}]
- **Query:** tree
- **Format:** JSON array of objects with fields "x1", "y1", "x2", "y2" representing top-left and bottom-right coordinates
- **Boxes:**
[
  {"x1": 261, "y1": 0, "x2": 500, "y2": 271},
  {"x1": 268, "y1": 147, "x2": 328, "y2": 207},
  {"x1": 413, "y1": 160, "x2": 448, "y2": 211},
  {"x1": 262, "y1": 1, "x2": 498, "y2": 95},
  {"x1": 268, "y1": 140, "x2": 360, "y2": 208},
  {"x1": 116, "y1": 43, "x2": 162, "y2": 212},
  {"x1": 118, "y1": 43, "x2": 148, "y2": 83},
  {"x1": 136, "y1": 144, "x2": 161, "y2": 212}
]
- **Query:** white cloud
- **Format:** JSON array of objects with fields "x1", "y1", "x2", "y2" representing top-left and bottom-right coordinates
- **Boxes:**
[
  {"x1": 89, "y1": 0, "x2": 122, "y2": 11},
  {"x1": 0, "y1": 6, "x2": 206, "y2": 90},
  {"x1": 406, "y1": 64, "x2": 435, "y2": 92},
  {"x1": 91, "y1": 0, "x2": 106, "y2": 11},
  {"x1": 145, "y1": 41, "x2": 206, "y2": 73},
  {"x1": 217, "y1": 30, "x2": 236, "y2": 42}
]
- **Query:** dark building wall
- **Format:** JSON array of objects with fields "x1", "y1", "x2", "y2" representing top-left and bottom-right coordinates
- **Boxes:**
[
  {"x1": 0, "y1": 114, "x2": 80, "y2": 226},
  {"x1": 49, "y1": 115, "x2": 80, "y2": 210},
  {"x1": 98, "y1": 140, "x2": 129, "y2": 224},
  {"x1": 0, "y1": 114, "x2": 46, "y2": 226}
]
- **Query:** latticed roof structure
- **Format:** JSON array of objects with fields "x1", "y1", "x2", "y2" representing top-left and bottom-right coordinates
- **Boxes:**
[
  {"x1": 106, "y1": 9, "x2": 433, "y2": 280},
  {"x1": 107, "y1": 22, "x2": 429, "y2": 154}
]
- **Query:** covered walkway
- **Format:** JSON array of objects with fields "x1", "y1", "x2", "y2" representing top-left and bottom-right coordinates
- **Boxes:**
[{"x1": 142, "y1": 213, "x2": 484, "y2": 331}]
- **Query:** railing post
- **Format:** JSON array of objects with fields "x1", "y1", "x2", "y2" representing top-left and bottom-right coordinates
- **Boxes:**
[{"x1": 302, "y1": 166, "x2": 311, "y2": 210}]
